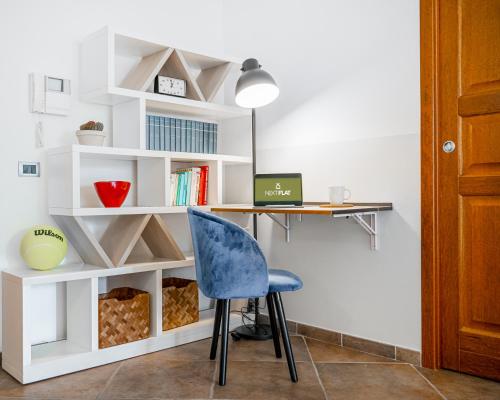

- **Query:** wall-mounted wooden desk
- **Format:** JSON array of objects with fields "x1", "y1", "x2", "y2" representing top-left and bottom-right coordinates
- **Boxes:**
[{"x1": 211, "y1": 202, "x2": 393, "y2": 250}]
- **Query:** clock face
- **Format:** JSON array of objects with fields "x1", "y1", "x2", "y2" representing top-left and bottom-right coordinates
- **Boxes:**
[{"x1": 158, "y1": 76, "x2": 186, "y2": 97}]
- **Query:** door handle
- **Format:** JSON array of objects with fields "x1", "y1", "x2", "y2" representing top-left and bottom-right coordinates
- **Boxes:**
[{"x1": 442, "y1": 140, "x2": 456, "y2": 153}]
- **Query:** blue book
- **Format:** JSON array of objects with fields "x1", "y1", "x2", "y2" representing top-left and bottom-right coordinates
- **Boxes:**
[
  {"x1": 214, "y1": 123, "x2": 218, "y2": 154},
  {"x1": 146, "y1": 115, "x2": 151, "y2": 150},
  {"x1": 181, "y1": 119, "x2": 187, "y2": 152},
  {"x1": 175, "y1": 119, "x2": 181, "y2": 151},
  {"x1": 191, "y1": 120, "x2": 196, "y2": 151},
  {"x1": 164, "y1": 117, "x2": 171, "y2": 151},
  {"x1": 208, "y1": 123, "x2": 214, "y2": 154},
  {"x1": 149, "y1": 115, "x2": 155, "y2": 150},
  {"x1": 203, "y1": 123, "x2": 209, "y2": 153},
  {"x1": 150, "y1": 116, "x2": 155, "y2": 150},
  {"x1": 159, "y1": 117, "x2": 165, "y2": 151},
  {"x1": 193, "y1": 122, "x2": 199, "y2": 153},
  {"x1": 170, "y1": 118, "x2": 176, "y2": 151},
  {"x1": 197, "y1": 122, "x2": 203, "y2": 153},
  {"x1": 186, "y1": 120, "x2": 192, "y2": 152},
  {"x1": 154, "y1": 116, "x2": 161, "y2": 150}
]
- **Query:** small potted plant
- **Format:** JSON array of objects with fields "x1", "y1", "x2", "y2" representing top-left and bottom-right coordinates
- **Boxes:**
[{"x1": 76, "y1": 121, "x2": 106, "y2": 146}]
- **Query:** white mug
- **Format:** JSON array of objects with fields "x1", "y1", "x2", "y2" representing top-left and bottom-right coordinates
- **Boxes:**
[{"x1": 329, "y1": 186, "x2": 351, "y2": 204}]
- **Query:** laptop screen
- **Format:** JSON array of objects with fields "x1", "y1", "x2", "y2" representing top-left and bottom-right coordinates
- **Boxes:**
[{"x1": 254, "y1": 173, "x2": 303, "y2": 206}]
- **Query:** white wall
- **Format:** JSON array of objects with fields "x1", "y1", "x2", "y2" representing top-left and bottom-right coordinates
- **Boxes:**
[
  {"x1": 0, "y1": 0, "x2": 225, "y2": 350},
  {"x1": 222, "y1": 0, "x2": 421, "y2": 350},
  {"x1": 0, "y1": 0, "x2": 421, "y2": 353}
]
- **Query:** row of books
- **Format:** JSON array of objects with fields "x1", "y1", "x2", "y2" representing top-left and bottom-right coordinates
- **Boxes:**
[
  {"x1": 171, "y1": 166, "x2": 209, "y2": 206},
  {"x1": 146, "y1": 115, "x2": 217, "y2": 154}
]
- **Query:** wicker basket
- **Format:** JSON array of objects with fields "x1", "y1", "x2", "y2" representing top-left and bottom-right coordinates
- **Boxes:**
[
  {"x1": 162, "y1": 278, "x2": 199, "y2": 330},
  {"x1": 98, "y1": 287, "x2": 150, "y2": 349}
]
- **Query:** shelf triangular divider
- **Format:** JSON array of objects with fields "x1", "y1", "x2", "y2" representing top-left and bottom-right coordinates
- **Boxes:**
[
  {"x1": 53, "y1": 215, "x2": 114, "y2": 268},
  {"x1": 196, "y1": 62, "x2": 232, "y2": 102},
  {"x1": 120, "y1": 48, "x2": 174, "y2": 91},
  {"x1": 100, "y1": 214, "x2": 152, "y2": 267},
  {"x1": 126, "y1": 214, "x2": 186, "y2": 264},
  {"x1": 158, "y1": 49, "x2": 206, "y2": 102}
]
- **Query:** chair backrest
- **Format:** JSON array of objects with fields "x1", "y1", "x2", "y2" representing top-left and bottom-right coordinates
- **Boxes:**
[{"x1": 187, "y1": 208, "x2": 269, "y2": 300}]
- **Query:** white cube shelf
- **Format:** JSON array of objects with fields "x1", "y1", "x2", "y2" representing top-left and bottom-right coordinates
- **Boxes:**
[
  {"x1": 2, "y1": 262, "x2": 240, "y2": 383},
  {"x1": 47, "y1": 145, "x2": 251, "y2": 215}
]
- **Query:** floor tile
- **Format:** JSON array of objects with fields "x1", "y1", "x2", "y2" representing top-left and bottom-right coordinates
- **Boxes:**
[
  {"x1": 99, "y1": 360, "x2": 214, "y2": 399},
  {"x1": 212, "y1": 361, "x2": 325, "y2": 399},
  {"x1": 226, "y1": 335, "x2": 310, "y2": 362},
  {"x1": 0, "y1": 362, "x2": 120, "y2": 399},
  {"x1": 316, "y1": 363, "x2": 442, "y2": 400},
  {"x1": 126, "y1": 338, "x2": 213, "y2": 362},
  {"x1": 417, "y1": 367, "x2": 500, "y2": 400},
  {"x1": 122, "y1": 335, "x2": 310, "y2": 365},
  {"x1": 305, "y1": 338, "x2": 398, "y2": 363}
]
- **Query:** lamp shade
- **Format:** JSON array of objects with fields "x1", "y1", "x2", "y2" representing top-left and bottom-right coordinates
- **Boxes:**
[{"x1": 235, "y1": 58, "x2": 279, "y2": 108}]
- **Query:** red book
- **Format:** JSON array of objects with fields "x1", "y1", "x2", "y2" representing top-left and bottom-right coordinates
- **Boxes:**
[{"x1": 198, "y1": 166, "x2": 209, "y2": 205}]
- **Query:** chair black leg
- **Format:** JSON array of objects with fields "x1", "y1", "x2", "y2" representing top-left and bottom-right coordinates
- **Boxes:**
[
  {"x1": 210, "y1": 299, "x2": 223, "y2": 360},
  {"x1": 266, "y1": 293, "x2": 282, "y2": 358},
  {"x1": 273, "y1": 292, "x2": 298, "y2": 382},
  {"x1": 219, "y1": 299, "x2": 231, "y2": 386}
]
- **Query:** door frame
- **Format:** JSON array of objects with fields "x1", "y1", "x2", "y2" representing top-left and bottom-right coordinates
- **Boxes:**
[{"x1": 420, "y1": 0, "x2": 440, "y2": 369}]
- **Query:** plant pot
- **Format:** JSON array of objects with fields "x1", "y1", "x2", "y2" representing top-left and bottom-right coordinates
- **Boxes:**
[{"x1": 76, "y1": 130, "x2": 105, "y2": 146}]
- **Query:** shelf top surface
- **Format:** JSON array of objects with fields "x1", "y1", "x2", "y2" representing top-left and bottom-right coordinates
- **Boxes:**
[
  {"x1": 47, "y1": 144, "x2": 252, "y2": 164},
  {"x1": 49, "y1": 205, "x2": 206, "y2": 216},
  {"x1": 3, "y1": 256, "x2": 195, "y2": 285},
  {"x1": 112, "y1": 29, "x2": 244, "y2": 65},
  {"x1": 49, "y1": 204, "x2": 247, "y2": 216},
  {"x1": 211, "y1": 202, "x2": 393, "y2": 215},
  {"x1": 83, "y1": 86, "x2": 251, "y2": 120}
]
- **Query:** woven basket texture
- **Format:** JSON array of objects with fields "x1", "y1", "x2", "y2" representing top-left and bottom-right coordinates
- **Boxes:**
[
  {"x1": 99, "y1": 287, "x2": 150, "y2": 348},
  {"x1": 162, "y1": 277, "x2": 199, "y2": 331}
]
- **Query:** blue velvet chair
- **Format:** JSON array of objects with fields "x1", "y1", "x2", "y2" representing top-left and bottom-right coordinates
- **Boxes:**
[{"x1": 187, "y1": 208, "x2": 303, "y2": 386}]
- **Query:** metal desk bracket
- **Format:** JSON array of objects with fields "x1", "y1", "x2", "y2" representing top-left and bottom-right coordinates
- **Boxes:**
[
  {"x1": 265, "y1": 213, "x2": 291, "y2": 243},
  {"x1": 334, "y1": 211, "x2": 379, "y2": 250}
]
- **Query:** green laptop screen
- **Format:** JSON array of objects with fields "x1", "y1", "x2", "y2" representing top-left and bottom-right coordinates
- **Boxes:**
[{"x1": 254, "y1": 175, "x2": 302, "y2": 205}]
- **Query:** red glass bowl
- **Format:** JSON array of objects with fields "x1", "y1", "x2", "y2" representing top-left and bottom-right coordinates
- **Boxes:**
[{"x1": 94, "y1": 181, "x2": 131, "y2": 208}]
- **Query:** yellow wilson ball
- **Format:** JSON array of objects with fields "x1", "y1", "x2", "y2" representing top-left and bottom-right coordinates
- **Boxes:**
[{"x1": 20, "y1": 225, "x2": 68, "y2": 271}]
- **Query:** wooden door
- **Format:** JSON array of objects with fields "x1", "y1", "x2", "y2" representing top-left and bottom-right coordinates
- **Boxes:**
[{"x1": 421, "y1": 0, "x2": 500, "y2": 380}]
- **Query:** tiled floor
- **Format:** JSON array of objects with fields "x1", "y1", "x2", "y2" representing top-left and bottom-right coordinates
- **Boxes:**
[{"x1": 1, "y1": 336, "x2": 499, "y2": 399}]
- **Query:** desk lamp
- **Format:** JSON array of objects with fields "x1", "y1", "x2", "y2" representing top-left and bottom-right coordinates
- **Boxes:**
[{"x1": 233, "y1": 58, "x2": 279, "y2": 340}]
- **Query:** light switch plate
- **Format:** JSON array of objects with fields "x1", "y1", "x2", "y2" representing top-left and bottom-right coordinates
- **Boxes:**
[{"x1": 18, "y1": 161, "x2": 40, "y2": 177}]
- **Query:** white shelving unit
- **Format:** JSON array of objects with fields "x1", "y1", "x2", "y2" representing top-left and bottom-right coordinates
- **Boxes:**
[
  {"x1": 79, "y1": 27, "x2": 251, "y2": 150},
  {"x1": 2, "y1": 263, "x2": 240, "y2": 383},
  {"x1": 48, "y1": 144, "x2": 251, "y2": 214},
  {"x1": 2, "y1": 26, "x2": 252, "y2": 383}
]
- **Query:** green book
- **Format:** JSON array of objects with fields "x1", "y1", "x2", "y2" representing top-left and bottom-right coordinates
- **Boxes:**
[
  {"x1": 185, "y1": 170, "x2": 192, "y2": 205},
  {"x1": 176, "y1": 172, "x2": 183, "y2": 206}
]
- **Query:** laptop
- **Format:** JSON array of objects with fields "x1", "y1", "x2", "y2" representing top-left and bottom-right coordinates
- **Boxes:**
[{"x1": 253, "y1": 173, "x2": 303, "y2": 207}]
